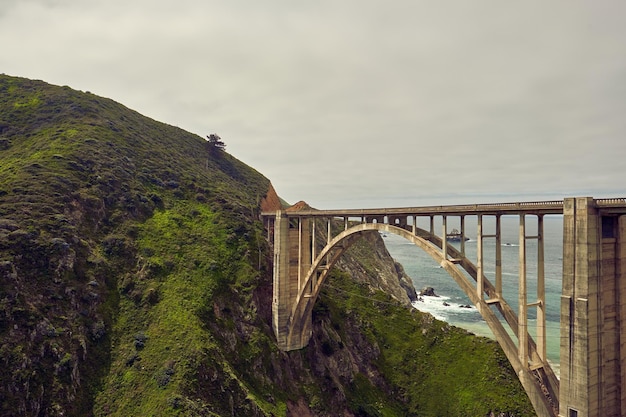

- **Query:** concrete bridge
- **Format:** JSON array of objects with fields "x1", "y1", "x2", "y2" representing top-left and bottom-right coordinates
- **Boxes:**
[{"x1": 262, "y1": 197, "x2": 626, "y2": 417}]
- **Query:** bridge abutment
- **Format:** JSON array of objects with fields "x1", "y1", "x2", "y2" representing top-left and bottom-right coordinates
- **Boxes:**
[{"x1": 560, "y1": 197, "x2": 626, "y2": 417}]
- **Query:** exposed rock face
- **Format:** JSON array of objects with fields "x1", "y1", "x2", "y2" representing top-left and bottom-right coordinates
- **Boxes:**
[
  {"x1": 260, "y1": 182, "x2": 283, "y2": 212},
  {"x1": 285, "y1": 200, "x2": 313, "y2": 212},
  {"x1": 337, "y1": 230, "x2": 418, "y2": 305},
  {"x1": 395, "y1": 260, "x2": 418, "y2": 302}
]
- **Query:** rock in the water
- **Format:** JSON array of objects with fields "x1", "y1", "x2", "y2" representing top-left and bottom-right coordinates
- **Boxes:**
[{"x1": 420, "y1": 286, "x2": 438, "y2": 297}]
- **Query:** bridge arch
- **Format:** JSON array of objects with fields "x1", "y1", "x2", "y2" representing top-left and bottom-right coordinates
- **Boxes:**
[{"x1": 286, "y1": 222, "x2": 558, "y2": 416}]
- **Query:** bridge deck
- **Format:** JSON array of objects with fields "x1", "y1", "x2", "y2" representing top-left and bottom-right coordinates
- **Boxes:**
[
  {"x1": 262, "y1": 198, "x2": 626, "y2": 218},
  {"x1": 263, "y1": 201, "x2": 564, "y2": 218}
]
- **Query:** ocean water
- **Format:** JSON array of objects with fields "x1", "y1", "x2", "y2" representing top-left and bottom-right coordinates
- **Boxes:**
[{"x1": 381, "y1": 215, "x2": 563, "y2": 374}]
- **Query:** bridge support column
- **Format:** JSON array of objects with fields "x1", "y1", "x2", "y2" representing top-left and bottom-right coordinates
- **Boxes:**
[
  {"x1": 272, "y1": 211, "x2": 312, "y2": 350},
  {"x1": 536, "y1": 214, "x2": 546, "y2": 363},
  {"x1": 559, "y1": 197, "x2": 625, "y2": 417},
  {"x1": 519, "y1": 215, "x2": 528, "y2": 367},
  {"x1": 272, "y1": 211, "x2": 290, "y2": 349},
  {"x1": 495, "y1": 215, "x2": 502, "y2": 297},
  {"x1": 477, "y1": 215, "x2": 484, "y2": 300}
]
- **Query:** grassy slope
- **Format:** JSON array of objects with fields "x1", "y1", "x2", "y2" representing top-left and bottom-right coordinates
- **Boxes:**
[
  {"x1": 0, "y1": 74, "x2": 271, "y2": 415},
  {"x1": 0, "y1": 75, "x2": 534, "y2": 416},
  {"x1": 315, "y1": 271, "x2": 534, "y2": 416}
]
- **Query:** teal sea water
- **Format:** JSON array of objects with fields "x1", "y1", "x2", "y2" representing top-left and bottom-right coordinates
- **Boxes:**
[{"x1": 382, "y1": 215, "x2": 563, "y2": 375}]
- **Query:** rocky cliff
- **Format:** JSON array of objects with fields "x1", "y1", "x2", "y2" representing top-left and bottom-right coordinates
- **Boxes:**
[
  {"x1": 337, "y1": 230, "x2": 417, "y2": 305},
  {"x1": 0, "y1": 75, "x2": 535, "y2": 416}
]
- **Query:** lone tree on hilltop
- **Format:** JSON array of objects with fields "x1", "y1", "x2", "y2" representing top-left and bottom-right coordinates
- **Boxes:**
[{"x1": 207, "y1": 133, "x2": 226, "y2": 152}]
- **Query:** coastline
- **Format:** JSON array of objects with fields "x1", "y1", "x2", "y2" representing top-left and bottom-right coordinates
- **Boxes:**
[{"x1": 411, "y1": 296, "x2": 561, "y2": 377}]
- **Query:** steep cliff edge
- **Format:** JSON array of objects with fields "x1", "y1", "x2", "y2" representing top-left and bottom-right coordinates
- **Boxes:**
[{"x1": 0, "y1": 75, "x2": 534, "y2": 416}]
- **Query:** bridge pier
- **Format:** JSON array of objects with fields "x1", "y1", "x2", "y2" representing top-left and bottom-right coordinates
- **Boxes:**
[
  {"x1": 272, "y1": 211, "x2": 312, "y2": 350},
  {"x1": 559, "y1": 197, "x2": 626, "y2": 417}
]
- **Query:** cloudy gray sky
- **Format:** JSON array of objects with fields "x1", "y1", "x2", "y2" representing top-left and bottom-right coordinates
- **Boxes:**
[{"x1": 2, "y1": 0, "x2": 625, "y2": 208}]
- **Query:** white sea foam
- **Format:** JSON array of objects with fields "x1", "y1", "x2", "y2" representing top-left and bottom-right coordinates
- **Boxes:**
[{"x1": 412, "y1": 295, "x2": 479, "y2": 322}]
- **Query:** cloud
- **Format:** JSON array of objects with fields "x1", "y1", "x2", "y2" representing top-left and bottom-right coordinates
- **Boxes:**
[{"x1": 1, "y1": 0, "x2": 625, "y2": 207}]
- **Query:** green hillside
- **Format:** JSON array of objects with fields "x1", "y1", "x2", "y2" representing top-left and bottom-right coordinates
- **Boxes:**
[{"x1": 0, "y1": 74, "x2": 534, "y2": 416}]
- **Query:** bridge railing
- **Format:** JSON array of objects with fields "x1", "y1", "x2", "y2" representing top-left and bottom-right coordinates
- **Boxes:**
[
  {"x1": 262, "y1": 200, "x2": 566, "y2": 219},
  {"x1": 596, "y1": 198, "x2": 626, "y2": 206}
]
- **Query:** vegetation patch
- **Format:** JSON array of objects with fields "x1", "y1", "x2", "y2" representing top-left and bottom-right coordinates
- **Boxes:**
[{"x1": 314, "y1": 270, "x2": 536, "y2": 417}]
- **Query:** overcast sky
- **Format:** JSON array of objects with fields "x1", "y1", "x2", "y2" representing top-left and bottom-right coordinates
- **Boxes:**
[{"x1": 2, "y1": 1, "x2": 625, "y2": 208}]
